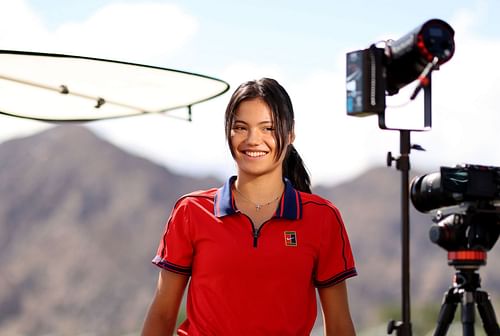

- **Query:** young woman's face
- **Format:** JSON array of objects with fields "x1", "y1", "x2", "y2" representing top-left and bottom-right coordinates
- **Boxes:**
[{"x1": 230, "y1": 97, "x2": 287, "y2": 178}]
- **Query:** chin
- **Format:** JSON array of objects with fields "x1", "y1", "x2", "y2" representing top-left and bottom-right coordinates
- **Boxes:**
[{"x1": 238, "y1": 166, "x2": 282, "y2": 179}]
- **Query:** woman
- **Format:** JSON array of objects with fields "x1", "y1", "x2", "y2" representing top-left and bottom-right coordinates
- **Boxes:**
[{"x1": 141, "y1": 78, "x2": 357, "y2": 335}]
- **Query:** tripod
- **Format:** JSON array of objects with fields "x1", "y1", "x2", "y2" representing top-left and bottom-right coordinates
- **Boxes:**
[{"x1": 433, "y1": 253, "x2": 499, "y2": 336}]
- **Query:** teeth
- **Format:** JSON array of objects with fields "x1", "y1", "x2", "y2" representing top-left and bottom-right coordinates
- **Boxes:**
[{"x1": 246, "y1": 151, "x2": 266, "y2": 157}]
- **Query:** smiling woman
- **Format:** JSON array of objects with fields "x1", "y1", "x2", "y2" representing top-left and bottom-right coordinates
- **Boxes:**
[
  {"x1": 141, "y1": 78, "x2": 358, "y2": 336},
  {"x1": 229, "y1": 98, "x2": 286, "y2": 183}
]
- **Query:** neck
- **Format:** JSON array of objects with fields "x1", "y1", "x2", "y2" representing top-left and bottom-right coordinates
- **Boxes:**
[{"x1": 235, "y1": 171, "x2": 284, "y2": 204}]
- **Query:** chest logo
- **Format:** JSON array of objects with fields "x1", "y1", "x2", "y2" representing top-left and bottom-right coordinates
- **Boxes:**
[{"x1": 284, "y1": 231, "x2": 297, "y2": 247}]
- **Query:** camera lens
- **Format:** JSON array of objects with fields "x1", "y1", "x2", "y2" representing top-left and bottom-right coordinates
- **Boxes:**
[{"x1": 411, "y1": 173, "x2": 441, "y2": 212}]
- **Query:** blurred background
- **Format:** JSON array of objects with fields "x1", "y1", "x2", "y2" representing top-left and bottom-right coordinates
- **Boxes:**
[{"x1": 0, "y1": 0, "x2": 499, "y2": 335}]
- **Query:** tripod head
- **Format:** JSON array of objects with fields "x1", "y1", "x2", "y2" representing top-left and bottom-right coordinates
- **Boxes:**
[
  {"x1": 429, "y1": 205, "x2": 499, "y2": 258},
  {"x1": 447, "y1": 250, "x2": 487, "y2": 268}
]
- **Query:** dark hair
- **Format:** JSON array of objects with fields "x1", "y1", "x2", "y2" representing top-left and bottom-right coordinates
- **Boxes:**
[{"x1": 224, "y1": 78, "x2": 311, "y2": 193}]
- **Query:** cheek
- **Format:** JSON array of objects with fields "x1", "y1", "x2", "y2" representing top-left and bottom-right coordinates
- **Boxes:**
[
  {"x1": 229, "y1": 134, "x2": 238, "y2": 154},
  {"x1": 265, "y1": 135, "x2": 278, "y2": 150}
]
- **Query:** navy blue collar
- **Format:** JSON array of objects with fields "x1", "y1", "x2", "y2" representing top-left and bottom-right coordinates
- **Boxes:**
[{"x1": 214, "y1": 176, "x2": 302, "y2": 220}]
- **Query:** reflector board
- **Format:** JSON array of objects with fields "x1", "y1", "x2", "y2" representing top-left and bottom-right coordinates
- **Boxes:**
[{"x1": 0, "y1": 50, "x2": 229, "y2": 122}]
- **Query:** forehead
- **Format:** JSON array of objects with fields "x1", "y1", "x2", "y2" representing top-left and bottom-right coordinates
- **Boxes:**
[{"x1": 234, "y1": 97, "x2": 273, "y2": 122}]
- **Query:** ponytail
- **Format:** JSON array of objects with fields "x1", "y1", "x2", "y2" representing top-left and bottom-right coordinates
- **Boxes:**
[{"x1": 283, "y1": 144, "x2": 311, "y2": 193}]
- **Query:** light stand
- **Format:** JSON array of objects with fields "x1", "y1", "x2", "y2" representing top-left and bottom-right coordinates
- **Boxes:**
[
  {"x1": 384, "y1": 76, "x2": 433, "y2": 336},
  {"x1": 346, "y1": 19, "x2": 454, "y2": 331}
]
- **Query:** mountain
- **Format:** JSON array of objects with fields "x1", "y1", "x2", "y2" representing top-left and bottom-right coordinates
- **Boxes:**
[
  {"x1": 0, "y1": 125, "x2": 498, "y2": 335},
  {"x1": 0, "y1": 125, "x2": 219, "y2": 336}
]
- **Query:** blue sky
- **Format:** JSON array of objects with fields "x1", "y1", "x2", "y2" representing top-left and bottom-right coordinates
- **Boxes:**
[{"x1": 1, "y1": 0, "x2": 500, "y2": 186}]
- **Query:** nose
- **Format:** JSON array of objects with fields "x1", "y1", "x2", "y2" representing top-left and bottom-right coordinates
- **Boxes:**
[{"x1": 246, "y1": 128, "x2": 262, "y2": 145}]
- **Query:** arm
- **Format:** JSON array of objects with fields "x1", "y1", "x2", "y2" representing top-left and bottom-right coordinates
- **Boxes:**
[
  {"x1": 141, "y1": 269, "x2": 189, "y2": 336},
  {"x1": 318, "y1": 281, "x2": 356, "y2": 336}
]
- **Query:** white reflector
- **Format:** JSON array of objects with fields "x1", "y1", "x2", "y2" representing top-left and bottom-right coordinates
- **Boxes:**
[{"x1": 0, "y1": 50, "x2": 229, "y2": 122}]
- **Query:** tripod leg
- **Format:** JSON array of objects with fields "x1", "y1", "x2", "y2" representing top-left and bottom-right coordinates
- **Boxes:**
[
  {"x1": 461, "y1": 291, "x2": 476, "y2": 336},
  {"x1": 434, "y1": 288, "x2": 459, "y2": 336},
  {"x1": 475, "y1": 290, "x2": 500, "y2": 336}
]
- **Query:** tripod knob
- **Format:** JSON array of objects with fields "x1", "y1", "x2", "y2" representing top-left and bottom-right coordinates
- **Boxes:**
[
  {"x1": 387, "y1": 152, "x2": 397, "y2": 167},
  {"x1": 411, "y1": 144, "x2": 425, "y2": 151},
  {"x1": 387, "y1": 319, "x2": 402, "y2": 334}
]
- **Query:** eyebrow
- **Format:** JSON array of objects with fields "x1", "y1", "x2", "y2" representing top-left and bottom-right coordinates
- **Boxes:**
[{"x1": 233, "y1": 119, "x2": 273, "y2": 125}]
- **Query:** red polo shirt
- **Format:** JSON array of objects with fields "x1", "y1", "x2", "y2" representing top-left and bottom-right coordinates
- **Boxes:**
[{"x1": 153, "y1": 177, "x2": 357, "y2": 335}]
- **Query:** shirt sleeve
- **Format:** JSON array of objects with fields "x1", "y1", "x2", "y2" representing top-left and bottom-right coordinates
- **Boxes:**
[
  {"x1": 314, "y1": 205, "x2": 357, "y2": 288},
  {"x1": 152, "y1": 198, "x2": 193, "y2": 276}
]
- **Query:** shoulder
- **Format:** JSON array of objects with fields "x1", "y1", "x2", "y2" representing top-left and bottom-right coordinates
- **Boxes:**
[
  {"x1": 300, "y1": 192, "x2": 343, "y2": 219},
  {"x1": 300, "y1": 192, "x2": 337, "y2": 209},
  {"x1": 173, "y1": 188, "x2": 218, "y2": 209},
  {"x1": 179, "y1": 188, "x2": 217, "y2": 202},
  {"x1": 182, "y1": 188, "x2": 218, "y2": 200}
]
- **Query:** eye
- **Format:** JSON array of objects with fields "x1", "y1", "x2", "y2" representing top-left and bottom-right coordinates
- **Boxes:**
[
  {"x1": 231, "y1": 124, "x2": 247, "y2": 132},
  {"x1": 264, "y1": 126, "x2": 275, "y2": 132}
]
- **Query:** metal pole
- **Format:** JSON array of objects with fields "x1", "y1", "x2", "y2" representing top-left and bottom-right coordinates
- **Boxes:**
[{"x1": 400, "y1": 130, "x2": 412, "y2": 335}]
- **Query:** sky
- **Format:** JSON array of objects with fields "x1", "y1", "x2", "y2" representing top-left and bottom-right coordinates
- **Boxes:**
[{"x1": 0, "y1": 0, "x2": 499, "y2": 187}]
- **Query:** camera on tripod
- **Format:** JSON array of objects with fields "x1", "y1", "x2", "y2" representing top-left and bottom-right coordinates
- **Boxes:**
[
  {"x1": 411, "y1": 165, "x2": 500, "y2": 335},
  {"x1": 410, "y1": 164, "x2": 500, "y2": 261},
  {"x1": 346, "y1": 18, "x2": 500, "y2": 335}
]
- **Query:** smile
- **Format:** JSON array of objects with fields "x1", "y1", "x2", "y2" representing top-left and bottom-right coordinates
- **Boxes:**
[{"x1": 244, "y1": 151, "x2": 267, "y2": 157}]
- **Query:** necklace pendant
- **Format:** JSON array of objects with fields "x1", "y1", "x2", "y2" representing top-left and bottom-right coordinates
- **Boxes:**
[{"x1": 255, "y1": 204, "x2": 262, "y2": 211}]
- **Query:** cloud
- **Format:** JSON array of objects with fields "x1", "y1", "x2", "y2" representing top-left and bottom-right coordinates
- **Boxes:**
[
  {"x1": 221, "y1": 62, "x2": 285, "y2": 87},
  {"x1": 0, "y1": 0, "x2": 48, "y2": 50},
  {"x1": 288, "y1": 70, "x2": 382, "y2": 185},
  {"x1": 0, "y1": 1, "x2": 198, "y2": 63},
  {"x1": 51, "y1": 2, "x2": 198, "y2": 63}
]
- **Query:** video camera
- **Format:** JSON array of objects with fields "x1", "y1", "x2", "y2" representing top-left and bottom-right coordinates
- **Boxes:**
[{"x1": 411, "y1": 164, "x2": 500, "y2": 212}]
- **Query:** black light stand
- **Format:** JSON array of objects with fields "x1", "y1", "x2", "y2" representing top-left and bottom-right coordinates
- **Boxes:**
[
  {"x1": 384, "y1": 76, "x2": 433, "y2": 336},
  {"x1": 346, "y1": 19, "x2": 454, "y2": 331},
  {"x1": 386, "y1": 129, "x2": 413, "y2": 336}
]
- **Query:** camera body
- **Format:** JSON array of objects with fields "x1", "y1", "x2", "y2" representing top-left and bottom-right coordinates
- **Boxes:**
[
  {"x1": 411, "y1": 164, "x2": 500, "y2": 213},
  {"x1": 411, "y1": 164, "x2": 500, "y2": 255}
]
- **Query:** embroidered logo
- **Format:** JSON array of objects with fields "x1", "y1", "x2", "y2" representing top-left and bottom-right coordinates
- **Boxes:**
[{"x1": 284, "y1": 231, "x2": 297, "y2": 247}]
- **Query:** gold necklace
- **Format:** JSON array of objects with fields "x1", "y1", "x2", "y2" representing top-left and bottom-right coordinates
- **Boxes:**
[{"x1": 234, "y1": 186, "x2": 282, "y2": 211}]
